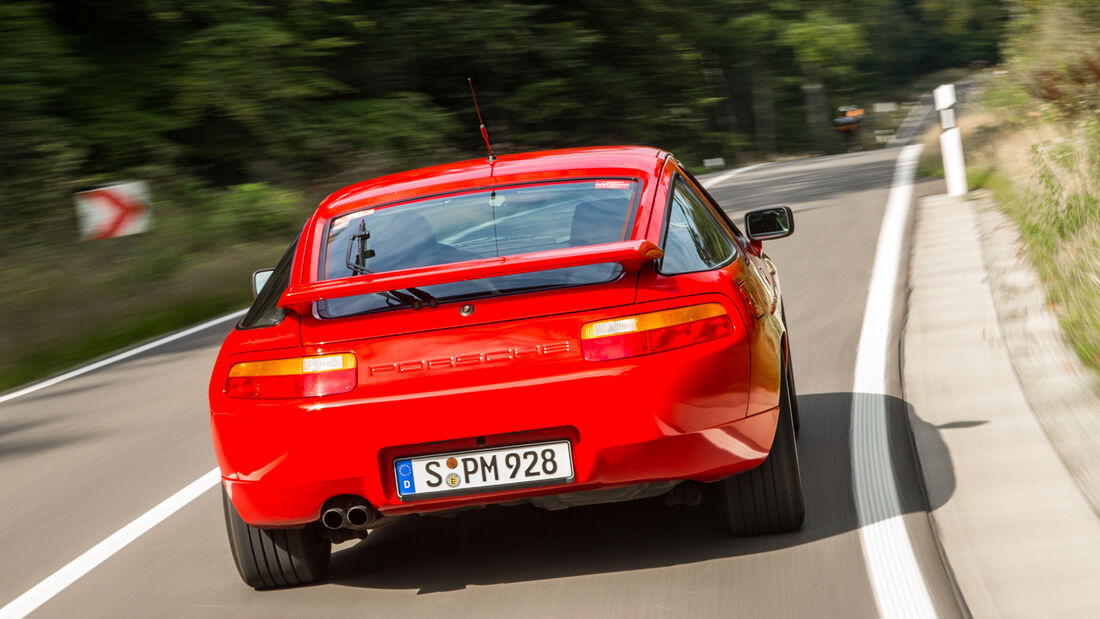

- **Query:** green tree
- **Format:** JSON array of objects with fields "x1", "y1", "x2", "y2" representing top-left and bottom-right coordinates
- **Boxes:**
[{"x1": 0, "y1": 2, "x2": 86, "y2": 249}]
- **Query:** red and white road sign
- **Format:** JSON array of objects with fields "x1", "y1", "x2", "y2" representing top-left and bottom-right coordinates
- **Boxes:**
[{"x1": 74, "y1": 181, "x2": 153, "y2": 240}]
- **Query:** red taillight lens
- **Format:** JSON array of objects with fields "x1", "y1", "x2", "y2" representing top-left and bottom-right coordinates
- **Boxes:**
[
  {"x1": 226, "y1": 353, "x2": 357, "y2": 399},
  {"x1": 580, "y1": 303, "x2": 733, "y2": 361}
]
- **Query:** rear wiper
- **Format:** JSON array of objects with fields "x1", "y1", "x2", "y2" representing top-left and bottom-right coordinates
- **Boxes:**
[
  {"x1": 379, "y1": 289, "x2": 418, "y2": 307},
  {"x1": 379, "y1": 288, "x2": 438, "y2": 310},
  {"x1": 345, "y1": 219, "x2": 375, "y2": 276},
  {"x1": 405, "y1": 287, "x2": 439, "y2": 308},
  {"x1": 344, "y1": 219, "x2": 438, "y2": 309}
]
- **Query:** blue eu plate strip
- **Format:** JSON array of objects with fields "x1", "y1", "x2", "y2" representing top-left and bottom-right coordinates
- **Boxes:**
[{"x1": 395, "y1": 460, "x2": 416, "y2": 495}]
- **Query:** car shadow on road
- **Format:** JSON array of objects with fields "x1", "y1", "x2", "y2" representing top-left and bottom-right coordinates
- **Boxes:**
[{"x1": 327, "y1": 392, "x2": 959, "y2": 594}]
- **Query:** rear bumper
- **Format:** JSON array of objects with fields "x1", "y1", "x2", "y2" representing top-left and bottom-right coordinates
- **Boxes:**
[
  {"x1": 221, "y1": 408, "x2": 778, "y2": 527},
  {"x1": 213, "y1": 315, "x2": 774, "y2": 527}
]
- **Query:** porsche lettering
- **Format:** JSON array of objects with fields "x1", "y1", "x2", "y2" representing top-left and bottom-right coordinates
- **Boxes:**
[{"x1": 368, "y1": 341, "x2": 572, "y2": 376}]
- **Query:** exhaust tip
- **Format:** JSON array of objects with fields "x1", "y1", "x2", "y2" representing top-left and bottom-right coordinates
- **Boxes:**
[
  {"x1": 346, "y1": 505, "x2": 370, "y2": 527},
  {"x1": 321, "y1": 508, "x2": 346, "y2": 530}
]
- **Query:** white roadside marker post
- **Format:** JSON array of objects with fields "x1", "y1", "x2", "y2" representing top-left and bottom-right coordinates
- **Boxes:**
[{"x1": 934, "y1": 84, "x2": 968, "y2": 197}]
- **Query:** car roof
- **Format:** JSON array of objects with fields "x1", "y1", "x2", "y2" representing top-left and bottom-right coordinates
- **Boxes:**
[{"x1": 318, "y1": 146, "x2": 670, "y2": 219}]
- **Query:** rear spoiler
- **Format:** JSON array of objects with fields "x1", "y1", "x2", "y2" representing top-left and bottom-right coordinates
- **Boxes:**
[{"x1": 278, "y1": 239, "x2": 663, "y2": 314}]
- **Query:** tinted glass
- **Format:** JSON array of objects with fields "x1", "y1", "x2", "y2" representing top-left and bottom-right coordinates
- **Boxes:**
[
  {"x1": 682, "y1": 169, "x2": 750, "y2": 247},
  {"x1": 659, "y1": 179, "x2": 736, "y2": 274},
  {"x1": 320, "y1": 179, "x2": 639, "y2": 318},
  {"x1": 238, "y1": 238, "x2": 297, "y2": 329}
]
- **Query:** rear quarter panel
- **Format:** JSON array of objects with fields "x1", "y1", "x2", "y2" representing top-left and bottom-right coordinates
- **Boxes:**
[{"x1": 643, "y1": 160, "x2": 786, "y2": 418}]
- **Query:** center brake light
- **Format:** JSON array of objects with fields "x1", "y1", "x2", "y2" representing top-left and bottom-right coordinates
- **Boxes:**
[
  {"x1": 580, "y1": 303, "x2": 733, "y2": 361},
  {"x1": 227, "y1": 353, "x2": 357, "y2": 399}
]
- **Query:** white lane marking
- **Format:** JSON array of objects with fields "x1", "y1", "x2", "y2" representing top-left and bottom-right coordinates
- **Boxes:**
[
  {"x1": 0, "y1": 310, "x2": 246, "y2": 406},
  {"x1": 0, "y1": 468, "x2": 220, "y2": 619},
  {"x1": 890, "y1": 94, "x2": 935, "y2": 147},
  {"x1": 700, "y1": 162, "x2": 769, "y2": 188},
  {"x1": 851, "y1": 144, "x2": 937, "y2": 618}
]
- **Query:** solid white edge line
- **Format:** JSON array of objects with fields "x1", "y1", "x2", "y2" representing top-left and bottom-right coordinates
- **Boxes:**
[
  {"x1": 850, "y1": 144, "x2": 938, "y2": 618},
  {"x1": 0, "y1": 309, "x2": 247, "y2": 406},
  {"x1": 0, "y1": 468, "x2": 221, "y2": 619},
  {"x1": 700, "y1": 162, "x2": 769, "y2": 189},
  {"x1": 0, "y1": 308, "x2": 244, "y2": 616}
]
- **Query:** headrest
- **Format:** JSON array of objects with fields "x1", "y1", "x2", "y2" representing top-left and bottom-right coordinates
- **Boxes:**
[
  {"x1": 387, "y1": 211, "x2": 437, "y2": 246},
  {"x1": 570, "y1": 199, "x2": 628, "y2": 247},
  {"x1": 368, "y1": 210, "x2": 438, "y2": 270}
]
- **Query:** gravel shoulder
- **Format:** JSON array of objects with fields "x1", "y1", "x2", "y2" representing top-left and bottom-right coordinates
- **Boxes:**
[{"x1": 903, "y1": 191, "x2": 1100, "y2": 618}]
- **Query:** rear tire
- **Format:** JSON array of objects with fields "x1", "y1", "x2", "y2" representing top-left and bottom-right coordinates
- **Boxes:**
[
  {"x1": 222, "y1": 486, "x2": 331, "y2": 589},
  {"x1": 779, "y1": 303, "x2": 800, "y2": 436},
  {"x1": 786, "y1": 352, "x2": 801, "y2": 436},
  {"x1": 717, "y1": 371, "x2": 805, "y2": 536}
]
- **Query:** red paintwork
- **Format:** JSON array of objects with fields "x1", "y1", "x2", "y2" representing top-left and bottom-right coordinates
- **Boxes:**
[{"x1": 209, "y1": 146, "x2": 788, "y2": 527}]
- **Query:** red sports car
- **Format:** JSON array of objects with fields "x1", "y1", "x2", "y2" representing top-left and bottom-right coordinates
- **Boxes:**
[{"x1": 210, "y1": 146, "x2": 802, "y2": 589}]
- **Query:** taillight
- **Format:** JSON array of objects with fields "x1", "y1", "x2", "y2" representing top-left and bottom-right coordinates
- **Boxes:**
[
  {"x1": 226, "y1": 353, "x2": 357, "y2": 399},
  {"x1": 580, "y1": 303, "x2": 733, "y2": 361}
]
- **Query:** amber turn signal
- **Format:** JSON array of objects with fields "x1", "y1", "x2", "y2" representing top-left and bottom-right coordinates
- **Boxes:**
[
  {"x1": 580, "y1": 303, "x2": 732, "y2": 361},
  {"x1": 226, "y1": 353, "x2": 357, "y2": 398}
]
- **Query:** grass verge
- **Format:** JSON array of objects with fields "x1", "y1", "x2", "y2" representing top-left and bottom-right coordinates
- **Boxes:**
[
  {"x1": 0, "y1": 227, "x2": 288, "y2": 395},
  {"x1": 946, "y1": 69, "x2": 1100, "y2": 380},
  {"x1": 0, "y1": 295, "x2": 245, "y2": 394}
]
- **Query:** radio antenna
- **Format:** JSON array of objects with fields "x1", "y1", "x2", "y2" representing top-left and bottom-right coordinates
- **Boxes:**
[{"x1": 468, "y1": 78, "x2": 497, "y2": 163}]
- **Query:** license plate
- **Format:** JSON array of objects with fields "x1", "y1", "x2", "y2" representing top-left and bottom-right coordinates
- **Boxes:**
[{"x1": 394, "y1": 440, "x2": 574, "y2": 499}]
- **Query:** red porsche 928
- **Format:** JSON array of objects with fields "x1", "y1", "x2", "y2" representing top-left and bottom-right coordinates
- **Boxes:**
[{"x1": 210, "y1": 146, "x2": 803, "y2": 588}]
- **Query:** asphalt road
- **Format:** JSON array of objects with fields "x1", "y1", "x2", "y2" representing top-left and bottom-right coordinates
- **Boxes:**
[{"x1": 0, "y1": 148, "x2": 965, "y2": 618}]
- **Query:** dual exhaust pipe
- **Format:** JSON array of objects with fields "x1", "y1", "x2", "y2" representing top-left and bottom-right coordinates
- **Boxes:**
[{"x1": 321, "y1": 501, "x2": 376, "y2": 530}]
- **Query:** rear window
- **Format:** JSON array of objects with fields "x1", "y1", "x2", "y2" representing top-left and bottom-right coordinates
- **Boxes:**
[{"x1": 320, "y1": 179, "x2": 640, "y2": 318}]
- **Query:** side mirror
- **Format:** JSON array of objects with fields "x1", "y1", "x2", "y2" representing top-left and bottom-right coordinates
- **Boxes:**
[
  {"x1": 744, "y1": 206, "x2": 794, "y2": 242},
  {"x1": 251, "y1": 269, "x2": 274, "y2": 299}
]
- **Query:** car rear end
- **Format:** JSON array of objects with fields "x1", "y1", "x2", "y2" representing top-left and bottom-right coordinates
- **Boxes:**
[{"x1": 210, "y1": 154, "x2": 768, "y2": 530}]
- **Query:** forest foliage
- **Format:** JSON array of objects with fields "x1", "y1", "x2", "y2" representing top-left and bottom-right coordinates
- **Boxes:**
[
  {"x1": 0, "y1": 0, "x2": 1014, "y2": 390},
  {"x1": 963, "y1": 0, "x2": 1100, "y2": 376},
  {"x1": 1, "y1": 0, "x2": 1007, "y2": 250}
]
